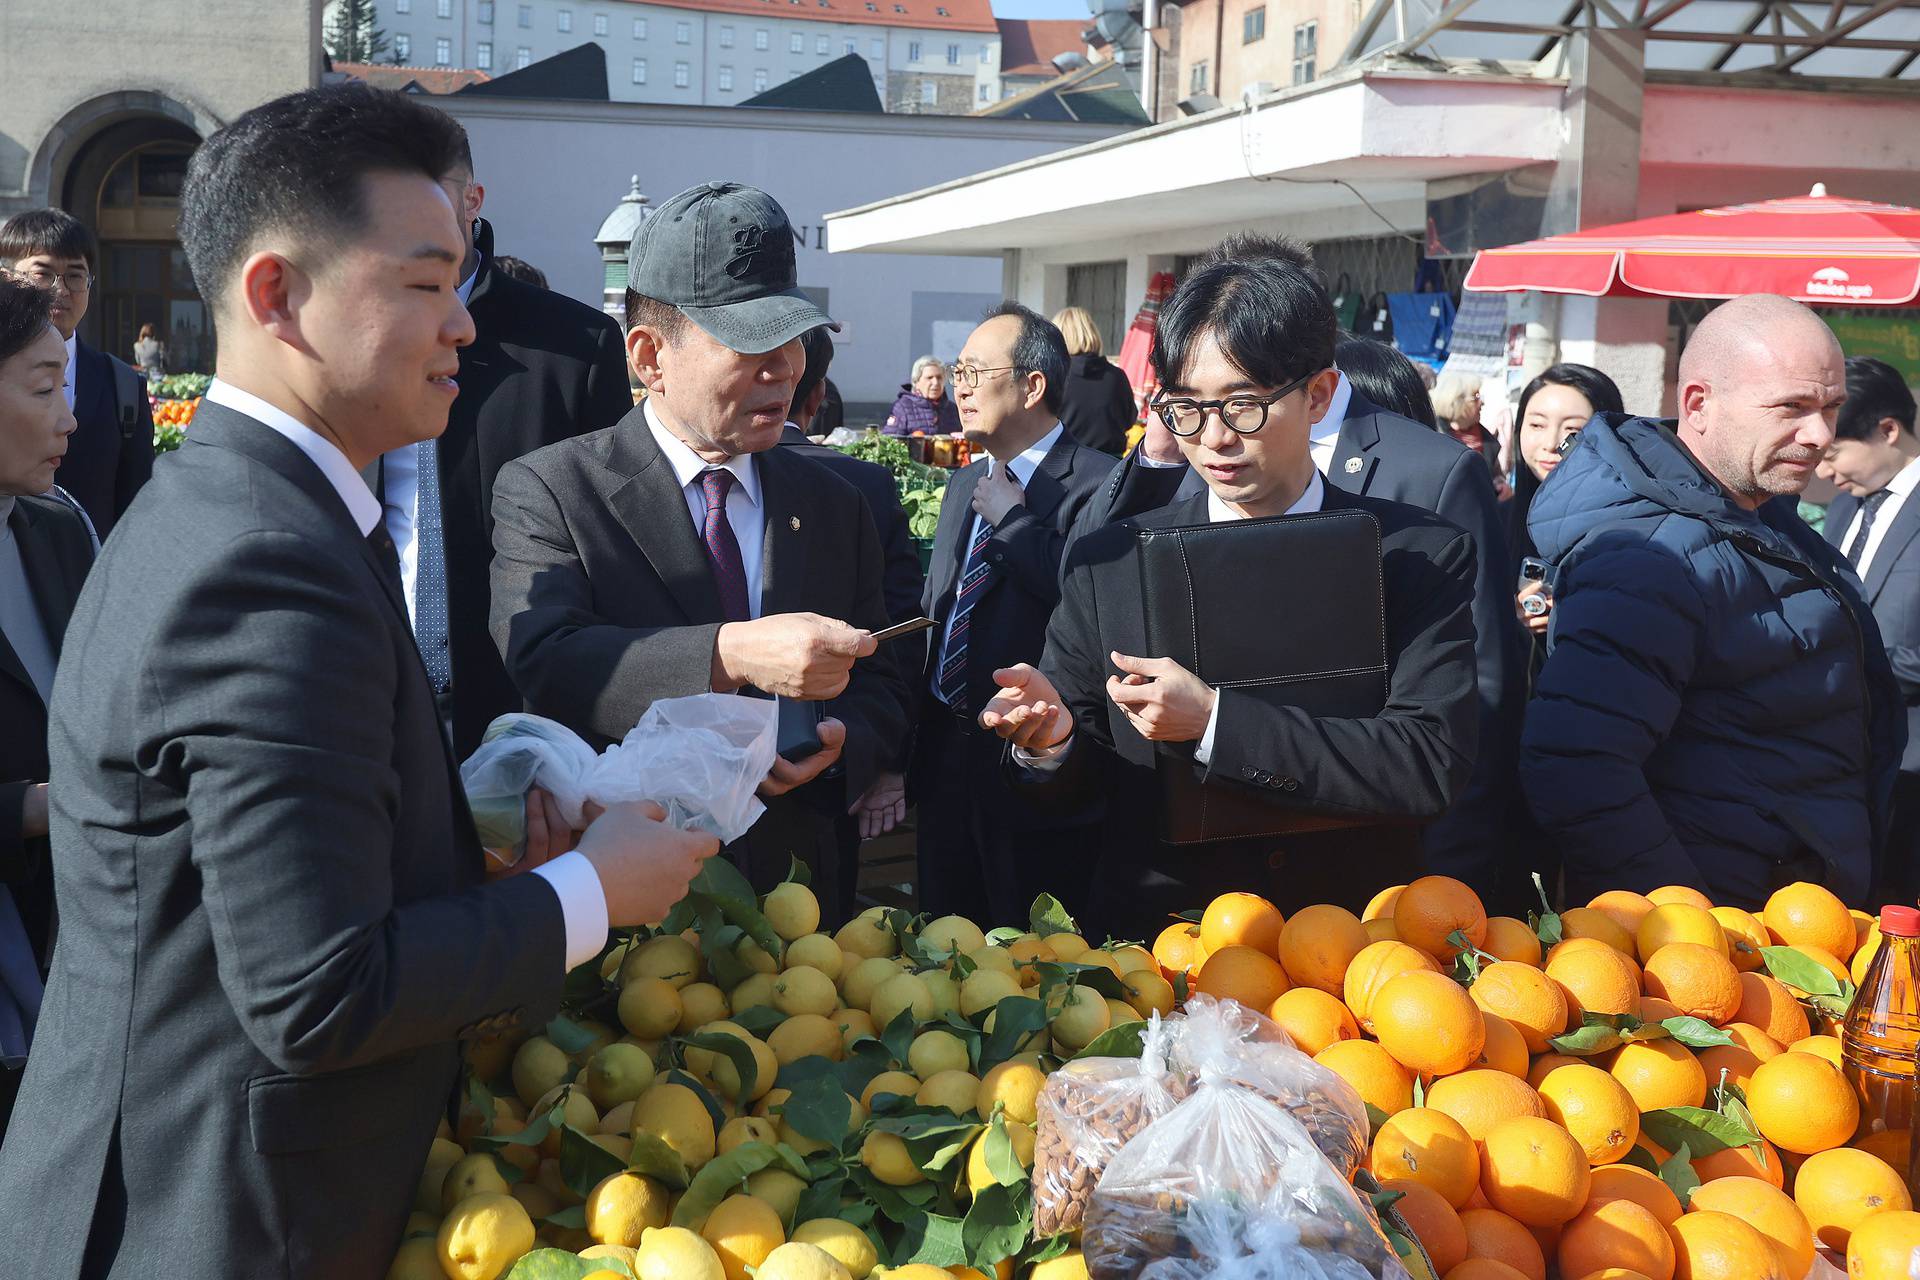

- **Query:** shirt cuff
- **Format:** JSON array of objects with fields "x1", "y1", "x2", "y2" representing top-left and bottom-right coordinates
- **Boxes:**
[
  {"x1": 1136, "y1": 453, "x2": 1186, "y2": 470},
  {"x1": 532, "y1": 851, "x2": 611, "y2": 973},
  {"x1": 1194, "y1": 690, "x2": 1222, "y2": 766},
  {"x1": 1011, "y1": 733, "x2": 1075, "y2": 774}
]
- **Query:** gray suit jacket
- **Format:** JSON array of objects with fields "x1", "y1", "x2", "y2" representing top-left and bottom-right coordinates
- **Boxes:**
[
  {"x1": 0, "y1": 401, "x2": 568, "y2": 1279},
  {"x1": 488, "y1": 407, "x2": 913, "y2": 892},
  {"x1": 1071, "y1": 392, "x2": 1523, "y2": 899},
  {"x1": 1828, "y1": 488, "x2": 1920, "y2": 773}
]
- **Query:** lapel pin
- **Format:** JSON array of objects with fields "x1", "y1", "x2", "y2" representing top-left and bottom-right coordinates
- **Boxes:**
[
  {"x1": 1344, "y1": 457, "x2": 1364, "y2": 474},
  {"x1": 789, "y1": 516, "x2": 801, "y2": 532}
]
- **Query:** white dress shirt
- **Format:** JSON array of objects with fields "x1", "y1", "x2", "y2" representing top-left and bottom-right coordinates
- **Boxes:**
[
  {"x1": 1138, "y1": 371, "x2": 1352, "y2": 474},
  {"x1": 1843, "y1": 454, "x2": 1920, "y2": 578},
  {"x1": 62, "y1": 333, "x2": 77, "y2": 412},
  {"x1": 1017, "y1": 466, "x2": 1325, "y2": 771},
  {"x1": 934, "y1": 422, "x2": 1064, "y2": 695},
  {"x1": 206, "y1": 378, "x2": 609, "y2": 972},
  {"x1": 380, "y1": 264, "x2": 479, "y2": 623},
  {"x1": 646, "y1": 401, "x2": 767, "y2": 618}
]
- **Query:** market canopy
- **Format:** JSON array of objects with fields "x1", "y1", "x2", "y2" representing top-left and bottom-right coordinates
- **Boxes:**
[{"x1": 1463, "y1": 188, "x2": 1920, "y2": 307}]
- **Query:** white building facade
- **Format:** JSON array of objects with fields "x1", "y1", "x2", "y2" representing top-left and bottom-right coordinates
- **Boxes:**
[{"x1": 358, "y1": 0, "x2": 1004, "y2": 111}]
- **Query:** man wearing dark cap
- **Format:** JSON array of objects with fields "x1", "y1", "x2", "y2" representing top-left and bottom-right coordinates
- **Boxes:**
[{"x1": 490, "y1": 182, "x2": 914, "y2": 906}]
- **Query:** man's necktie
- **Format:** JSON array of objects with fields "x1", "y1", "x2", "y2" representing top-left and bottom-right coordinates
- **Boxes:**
[
  {"x1": 413, "y1": 439, "x2": 453, "y2": 693},
  {"x1": 935, "y1": 514, "x2": 995, "y2": 714},
  {"x1": 366, "y1": 524, "x2": 404, "y2": 595},
  {"x1": 1847, "y1": 488, "x2": 1896, "y2": 569},
  {"x1": 700, "y1": 469, "x2": 752, "y2": 624}
]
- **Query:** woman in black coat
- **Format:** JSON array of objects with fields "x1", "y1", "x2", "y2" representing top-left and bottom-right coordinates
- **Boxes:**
[
  {"x1": 1051, "y1": 307, "x2": 1135, "y2": 455},
  {"x1": 0, "y1": 274, "x2": 91, "y2": 1137}
]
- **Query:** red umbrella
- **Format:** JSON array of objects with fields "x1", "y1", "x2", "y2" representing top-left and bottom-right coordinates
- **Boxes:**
[{"x1": 1464, "y1": 186, "x2": 1920, "y2": 307}]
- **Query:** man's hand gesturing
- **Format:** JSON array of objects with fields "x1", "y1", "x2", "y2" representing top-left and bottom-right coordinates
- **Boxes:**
[{"x1": 714, "y1": 613, "x2": 876, "y2": 699}]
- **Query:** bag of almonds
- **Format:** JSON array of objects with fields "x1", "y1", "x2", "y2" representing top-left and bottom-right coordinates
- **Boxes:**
[{"x1": 1031, "y1": 1015, "x2": 1187, "y2": 1238}]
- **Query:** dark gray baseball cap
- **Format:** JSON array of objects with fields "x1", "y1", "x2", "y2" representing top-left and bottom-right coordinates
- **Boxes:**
[{"x1": 627, "y1": 181, "x2": 838, "y2": 355}]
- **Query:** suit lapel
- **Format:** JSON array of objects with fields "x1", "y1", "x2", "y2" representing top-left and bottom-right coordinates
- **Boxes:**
[
  {"x1": 603, "y1": 414, "x2": 725, "y2": 623},
  {"x1": 1865, "y1": 491, "x2": 1920, "y2": 602},
  {"x1": 1824, "y1": 494, "x2": 1858, "y2": 551},
  {"x1": 932, "y1": 464, "x2": 983, "y2": 611},
  {"x1": 73, "y1": 341, "x2": 114, "y2": 433},
  {"x1": 12, "y1": 502, "x2": 78, "y2": 660},
  {"x1": 1329, "y1": 403, "x2": 1383, "y2": 496},
  {"x1": 757, "y1": 450, "x2": 808, "y2": 620},
  {"x1": 1018, "y1": 433, "x2": 1078, "y2": 527}
]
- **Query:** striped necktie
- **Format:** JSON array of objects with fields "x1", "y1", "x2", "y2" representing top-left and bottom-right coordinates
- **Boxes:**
[
  {"x1": 935, "y1": 514, "x2": 995, "y2": 714},
  {"x1": 1846, "y1": 488, "x2": 1895, "y2": 569}
]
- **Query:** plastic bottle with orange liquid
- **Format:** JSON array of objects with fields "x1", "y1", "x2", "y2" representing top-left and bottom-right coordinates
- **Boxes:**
[{"x1": 1842, "y1": 904, "x2": 1920, "y2": 1198}]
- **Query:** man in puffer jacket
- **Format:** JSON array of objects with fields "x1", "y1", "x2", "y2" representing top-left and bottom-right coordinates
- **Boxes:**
[{"x1": 1521, "y1": 295, "x2": 1904, "y2": 909}]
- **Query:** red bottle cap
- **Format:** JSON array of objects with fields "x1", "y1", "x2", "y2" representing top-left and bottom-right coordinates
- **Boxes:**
[{"x1": 1881, "y1": 905, "x2": 1920, "y2": 936}]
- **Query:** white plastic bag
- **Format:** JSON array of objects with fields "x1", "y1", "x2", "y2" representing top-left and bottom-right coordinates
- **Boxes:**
[{"x1": 460, "y1": 695, "x2": 778, "y2": 856}]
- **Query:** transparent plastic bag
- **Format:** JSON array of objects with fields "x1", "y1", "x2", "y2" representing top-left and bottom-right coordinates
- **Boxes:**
[
  {"x1": 1082, "y1": 1076, "x2": 1412, "y2": 1280},
  {"x1": 1032, "y1": 1015, "x2": 1189, "y2": 1237},
  {"x1": 460, "y1": 695, "x2": 777, "y2": 857},
  {"x1": 1166, "y1": 995, "x2": 1371, "y2": 1180}
]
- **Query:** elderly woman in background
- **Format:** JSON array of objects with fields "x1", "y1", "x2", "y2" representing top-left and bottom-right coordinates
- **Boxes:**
[
  {"x1": 1051, "y1": 305, "x2": 1135, "y2": 455},
  {"x1": 1432, "y1": 370, "x2": 1508, "y2": 497},
  {"x1": 0, "y1": 272, "x2": 90, "y2": 1138},
  {"x1": 131, "y1": 323, "x2": 165, "y2": 381},
  {"x1": 885, "y1": 354, "x2": 962, "y2": 437}
]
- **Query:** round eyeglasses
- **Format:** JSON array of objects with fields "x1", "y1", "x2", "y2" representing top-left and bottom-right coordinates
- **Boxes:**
[{"x1": 1149, "y1": 369, "x2": 1318, "y2": 438}]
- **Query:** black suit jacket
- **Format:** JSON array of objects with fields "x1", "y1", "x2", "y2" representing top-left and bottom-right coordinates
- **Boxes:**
[
  {"x1": 1072, "y1": 390, "x2": 1522, "y2": 901},
  {"x1": 63, "y1": 339, "x2": 154, "y2": 538},
  {"x1": 774, "y1": 424, "x2": 924, "y2": 625},
  {"x1": 1828, "y1": 488, "x2": 1920, "y2": 774},
  {"x1": 0, "y1": 496, "x2": 93, "y2": 963},
  {"x1": 489, "y1": 408, "x2": 914, "y2": 890},
  {"x1": 436, "y1": 221, "x2": 633, "y2": 758},
  {"x1": 1056, "y1": 354, "x2": 1135, "y2": 456},
  {"x1": 0, "y1": 402, "x2": 567, "y2": 1278},
  {"x1": 1023, "y1": 484, "x2": 1480, "y2": 938}
]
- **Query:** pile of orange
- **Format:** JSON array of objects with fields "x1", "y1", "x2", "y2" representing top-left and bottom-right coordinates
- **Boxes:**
[
  {"x1": 1151, "y1": 878, "x2": 1920, "y2": 1280},
  {"x1": 152, "y1": 395, "x2": 200, "y2": 428}
]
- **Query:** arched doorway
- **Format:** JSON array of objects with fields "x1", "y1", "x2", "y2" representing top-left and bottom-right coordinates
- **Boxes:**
[{"x1": 59, "y1": 115, "x2": 207, "y2": 373}]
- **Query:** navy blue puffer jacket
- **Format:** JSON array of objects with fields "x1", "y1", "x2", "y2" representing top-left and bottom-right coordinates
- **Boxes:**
[{"x1": 1520, "y1": 414, "x2": 1903, "y2": 909}]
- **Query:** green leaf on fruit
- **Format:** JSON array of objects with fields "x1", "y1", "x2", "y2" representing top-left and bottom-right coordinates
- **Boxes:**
[
  {"x1": 670, "y1": 1141, "x2": 792, "y2": 1230},
  {"x1": 962, "y1": 1179, "x2": 1032, "y2": 1266},
  {"x1": 1028, "y1": 894, "x2": 1079, "y2": 937},
  {"x1": 792, "y1": 1170, "x2": 849, "y2": 1225},
  {"x1": 1074, "y1": 1020, "x2": 1147, "y2": 1061},
  {"x1": 985, "y1": 927, "x2": 1024, "y2": 946},
  {"x1": 731, "y1": 1005, "x2": 786, "y2": 1039},
  {"x1": 1657, "y1": 1141, "x2": 1701, "y2": 1208},
  {"x1": 679, "y1": 1031, "x2": 761, "y2": 1105},
  {"x1": 1761, "y1": 946, "x2": 1844, "y2": 997},
  {"x1": 542, "y1": 1205, "x2": 587, "y2": 1230},
  {"x1": 896, "y1": 1211, "x2": 969, "y2": 1267},
  {"x1": 1661, "y1": 1017, "x2": 1734, "y2": 1048},
  {"x1": 506, "y1": 1248, "x2": 636, "y2": 1279},
  {"x1": 690, "y1": 859, "x2": 785, "y2": 964},
  {"x1": 625, "y1": 1129, "x2": 691, "y2": 1189},
  {"x1": 558, "y1": 1122, "x2": 627, "y2": 1200},
  {"x1": 1619, "y1": 1144, "x2": 1661, "y2": 1174},
  {"x1": 783, "y1": 855, "x2": 812, "y2": 887},
  {"x1": 1364, "y1": 1102, "x2": 1391, "y2": 1133},
  {"x1": 881, "y1": 1007, "x2": 919, "y2": 1067},
  {"x1": 978, "y1": 995, "x2": 1050, "y2": 1072},
  {"x1": 661, "y1": 1069, "x2": 729, "y2": 1134},
  {"x1": 851, "y1": 1166, "x2": 939, "y2": 1225},
  {"x1": 1171, "y1": 909, "x2": 1204, "y2": 924},
  {"x1": 545, "y1": 1014, "x2": 601, "y2": 1057},
  {"x1": 1639, "y1": 1106, "x2": 1762, "y2": 1157},
  {"x1": 1549, "y1": 1012, "x2": 1647, "y2": 1056},
  {"x1": 780, "y1": 1073, "x2": 854, "y2": 1146}
]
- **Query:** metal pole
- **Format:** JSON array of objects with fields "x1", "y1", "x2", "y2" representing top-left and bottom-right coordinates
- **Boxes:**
[{"x1": 1141, "y1": 0, "x2": 1159, "y2": 120}]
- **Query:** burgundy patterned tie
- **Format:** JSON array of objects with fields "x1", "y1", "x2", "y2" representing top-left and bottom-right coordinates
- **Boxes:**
[{"x1": 700, "y1": 468, "x2": 752, "y2": 623}]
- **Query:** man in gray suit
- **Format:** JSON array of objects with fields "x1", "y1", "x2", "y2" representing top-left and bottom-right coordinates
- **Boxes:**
[
  {"x1": 490, "y1": 182, "x2": 914, "y2": 915},
  {"x1": 0, "y1": 84, "x2": 718, "y2": 1279},
  {"x1": 1820, "y1": 355, "x2": 1920, "y2": 904}
]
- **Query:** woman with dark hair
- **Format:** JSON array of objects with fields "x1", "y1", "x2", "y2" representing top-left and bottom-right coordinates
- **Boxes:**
[
  {"x1": 1509, "y1": 362, "x2": 1625, "y2": 653},
  {"x1": 0, "y1": 272, "x2": 87, "y2": 1137},
  {"x1": 978, "y1": 242, "x2": 1480, "y2": 933},
  {"x1": 1334, "y1": 335, "x2": 1436, "y2": 429}
]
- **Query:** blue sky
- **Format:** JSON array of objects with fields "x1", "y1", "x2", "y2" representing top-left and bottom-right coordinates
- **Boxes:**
[{"x1": 992, "y1": 0, "x2": 1089, "y2": 19}]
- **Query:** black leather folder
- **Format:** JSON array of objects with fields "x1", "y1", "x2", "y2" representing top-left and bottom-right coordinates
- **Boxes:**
[{"x1": 1136, "y1": 508, "x2": 1388, "y2": 844}]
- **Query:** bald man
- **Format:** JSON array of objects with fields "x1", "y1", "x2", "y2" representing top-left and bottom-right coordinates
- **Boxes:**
[{"x1": 1518, "y1": 295, "x2": 1903, "y2": 909}]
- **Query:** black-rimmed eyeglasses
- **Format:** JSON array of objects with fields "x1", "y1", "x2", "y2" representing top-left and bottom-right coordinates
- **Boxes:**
[{"x1": 1150, "y1": 369, "x2": 1318, "y2": 438}]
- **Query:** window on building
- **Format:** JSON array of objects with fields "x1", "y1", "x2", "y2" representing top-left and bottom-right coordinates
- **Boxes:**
[
  {"x1": 517, "y1": 4, "x2": 531, "y2": 26},
  {"x1": 844, "y1": 37, "x2": 856, "y2": 53},
  {"x1": 632, "y1": 56, "x2": 647, "y2": 81},
  {"x1": 893, "y1": 4, "x2": 905, "y2": 11},
  {"x1": 436, "y1": 0, "x2": 451, "y2": 17},
  {"x1": 395, "y1": 0, "x2": 411, "y2": 13},
  {"x1": 477, "y1": 40, "x2": 492, "y2": 66},
  {"x1": 675, "y1": 21, "x2": 690, "y2": 42},
  {"x1": 946, "y1": 42, "x2": 959, "y2": 63},
  {"x1": 557, "y1": 8, "x2": 571, "y2": 31},
  {"x1": 593, "y1": 12, "x2": 607, "y2": 34},
  {"x1": 754, "y1": 27, "x2": 769, "y2": 49},
  {"x1": 718, "y1": 64, "x2": 734, "y2": 89},
  {"x1": 754, "y1": 67, "x2": 770, "y2": 90},
  {"x1": 790, "y1": 32, "x2": 803, "y2": 52},
  {"x1": 478, "y1": 0, "x2": 493, "y2": 21},
  {"x1": 978, "y1": 82, "x2": 989, "y2": 101},
  {"x1": 394, "y1": 32, "x2": 412, "y2": 58},
  {"x1": 674, "y1": 59, "x2": 690, "y2": 85},
  {"x1": 920, "y1": 81, "x2": 937, "y2": 105},
  {"x1": 1292, "y1": 19, "x2": 1316, "y2": 83},
  {"x1": 869, "y1": 36, "x2": 883, "y2": 57},
  {"x1": 936, "y1": 5, "x2": 948, "y2": 13},
  {"x1": 516, "y1": 44, "x2": 530, "y2": 65},
  {"x1": 632, "y1": 17, "x2": 646, "y2": 37},
  {"x1": 816, "y1": 35, "x2": 828, "y2": 53},
  {"x1": 979, "y1": 44, "x2": 990, "y2": 63},
  {"x1": 1189, "y1": 60, "x2": 1208, "y2": 94},
  {"x1": 720, "y1": 24, "x2": 734, "y2": 45},
  {"x1": 907, "y1": 40, "x2": 921, "y2": 61},
  {"x1": 1242, "y1": 5, "x2": 1264, "y2": 43},
  {"x1": 435, "y1": 36, "x2": 451, "y2": 62}
]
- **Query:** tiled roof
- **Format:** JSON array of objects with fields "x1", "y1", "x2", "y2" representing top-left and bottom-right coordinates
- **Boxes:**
[
  {"x1": 333, "y1": 61, "x2": 493, "y2": 93},
  {"x1": 994, "y1": 17, "x2": 1087, "y2": 76},
  {"x1": 621, "y1": 0, "x2": 995, "y2": 34}
]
